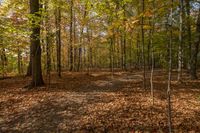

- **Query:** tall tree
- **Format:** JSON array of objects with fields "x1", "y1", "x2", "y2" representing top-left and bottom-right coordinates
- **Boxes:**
[
  {"x1": 55, "y1": 2, "x2": 61, "y2": 77},
  {"x1": 190, "y1": 8, "x2": 200, "y2": 79},
  {"x1": 45, "y1": 0, "x2": 51, "y2": 88},
  {"x1": 141, "y1": 0, "x2": 146, "y2": 89},
  {"x1": 69, "y1": 0, "x2": 74, "y2": 71},
  {"x1": 185, "y1": 0, "x2": 192, "y2": 71},
  {"x1": 29, "y1": 0, "x2": 44, "y2": 87},
  {"x1": 167, "y1": 0, "x2": 173, "y2": 132},
  {"x1": 178, "y1": 0, "x2": 183, "y2": 81},
  {"x1": 150, "y1": 0, "x2": 156, "y2": 105}
]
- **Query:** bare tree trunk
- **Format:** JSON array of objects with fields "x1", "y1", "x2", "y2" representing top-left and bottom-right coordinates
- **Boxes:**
[
  {"x1": 178, "y1": 0, "x2": 183, "y2": 81},
  {"x1": 167, "y1": 0, "x2": 173, "y2": 132},
  {"x1": 120, "y1": 35, "x2": 124, "y2": 70},
  {"x1": 136, "y1": 33, "x2": 141, "y2": 69},
  {"x1": 185, "y1": 0, "x2": 192, "y2": 72},
  {"x1": 110, "y1": 37, "x2": 114, "y2": 77},
  {"x1": 69, "y1": 0, "x2": 74, "y2": 71},
  {"x1": 45, "y1": 0, "x2": 51, "y2": 88},
  {"x1": 77, "y1": 6, "x2": 87, "y2": 72},
  {"x1": 141, "y1": 0, "x2": 146, "y2": 89},
  {"x1": 26, "y1": 47, "x2": 32, "y2": 76},
  {"x1": 190, "y1": 8, "x2": 200, "y2": 80},
  {"x1": 73, "y1": 7, "x2": 77, "y2": 71},
  {"x1": 150, "y1": 0, "x2": 156, "y2": 105},
  {"x1": 17, "y1": 47, "x2": 22, "y2": 75},
  {"x1": 0, "y1": 48, "x2": 7, "y2": 78},
  {"x1": 29, "y1": 0, "x2": 44, "y2": 87},
  {"x1": 55, "y1": 4, "x2": 61, "y2": 77}
]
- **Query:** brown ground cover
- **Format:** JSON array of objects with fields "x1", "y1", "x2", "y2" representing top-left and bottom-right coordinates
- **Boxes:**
[{"x1": 0, "y1": 70, "x2": 200, "y2": 132}]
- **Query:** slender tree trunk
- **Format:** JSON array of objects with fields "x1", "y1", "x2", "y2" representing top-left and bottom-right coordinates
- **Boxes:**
[
  {"x1": 178, "y1": 0, "x2": 183, "y2": 81},
  {"x1": 110, "y1": 37, "x2": 114, "y2": 77},
  {"x1": 122, "y1": 5, "x2": 127, "y2": 71},
  {"x1": 73, "y1": 8, "x2": 77, "y2": 71},
  {"x1": 150, "y1": 0, "x2": 155, "y2": 105},
  {"x1": 17, "y1": 47, "x2": 22, "y2": 75},
  {"x1": 45, "y1": 0, "x2": 51, "y2": 88},
  {"x1": 167, "y1": 0, "x2": 173, "y2": 132},
  {"x1": 141, "y1": 0, "x2": 146, "y2": 89},
  {"x1": 69, "y1": 0, "x2": 74, "y2": 71},
  {"x1": 123, "y1": 33, "x2": 127, "y2": 70},
  {"x1": 87, "y1": 28, "x2": 93, "y2": 73},
  {"x1": 29, "y1": 0, "x2": 44, "y2": 87},
  {"x1": 190, "y1": 8, "x2": 200, "y2": 80},
  {"x1": 77, "y1": 6, "x2": 87, "y2": 71},
  {"x1": 136, "y1": 33, "x2": 140, "y2": 69},
  {"x1": 0, "y1": 48, "x2": 7, "y2": 78},
  {"x1": 26, "y1": 47, "x2": 32, "y2": 76},
  {"x1": 55, "y1": 5, "x2": 61, "y2": 77},
  {"x1": 147, "y1": 41, "x2": 150, "y2": 70},
  {"x1": 120, "y1": 35, "x2": 124, "y2": 69},
  {"x1": 78, "y1": 25, "x2": 84, "y2": 71},
  {"x1": 185, "y1": 0, "x2": 192, "y2": 71}
]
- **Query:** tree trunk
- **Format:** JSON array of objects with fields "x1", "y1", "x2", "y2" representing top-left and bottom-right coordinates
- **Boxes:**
[
  {"x1": 17, "y1": 47, "x2": 22, "y2": 75},
  {"x1": 185, "y1": 0, "x2": 192, "y2": 71},
  {"x1": 69, "y1": 0, "x2": 74, "y2": 71},
  {"x1": 167, "y1": 0, "x2": 173, "y2": 132},
  {"x1": 110, "y1": 37, "x2": 114, "y2": 77},
  {"x1": 26, "y1": 47, "x2": 32, "y2": 76},
  {"x1": 45, "y1": 0, "x2": 51, "y2": 88},
  {"x1": 55, "y1": 5, "x2": 61, "y2": 77},
  {"x1": 150, "y1": 0, "x2": 156, "y2": 105},
  {"x1": 29, "y1": 0, "x2": 44, "y2": 87},
  {"x1": 77, "y1": 6, "x2": 87, "y2": 71},
  {"x1": 73, "y1": 7, "x2": 77, "y2": 71},
  {"x1": 190, "y1": 8, "x2": 200, "y2": 80},
  {"x1": 0, "y1": 48, "x2": 7, "y2": 78},
  {"x1": 141, "y1": 0, "x2": 146, "y2": 89},
  {"x1": 178, "y1": 0, "x2": 183, "y2": 81}
]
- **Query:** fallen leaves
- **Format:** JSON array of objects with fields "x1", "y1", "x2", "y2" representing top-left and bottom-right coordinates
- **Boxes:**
[{"x1": 0, "y1": 71, "x2": 200, "y2": 132}]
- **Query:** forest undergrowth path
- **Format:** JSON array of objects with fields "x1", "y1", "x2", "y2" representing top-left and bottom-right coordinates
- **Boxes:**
[{"x1": 0, "y1": 71, "x2": 200, "y2": 132}]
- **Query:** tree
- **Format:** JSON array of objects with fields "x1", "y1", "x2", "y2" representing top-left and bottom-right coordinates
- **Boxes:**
[
  {"x1": 29, "y1": 0, "x2": 44, "y2": 87},
  {"x1": 167, "y1": 0, "x2": 173, "y2": 132},
  {"x1": 69, "y1": 0, "x2": 74, "y2": 71},
  {"x1": 190, "y1": 8, "x2": 200, "y2": 80},
  {"x1": 141, "y1": 0, "x2": 146, "y2": 89},
  {"x1": 177, "y1": 0, "x2": 183, "y2": 81},
  {"x1": 185, "y1": 0, "x2": 192, "y2": 71},
  {"x1": 55, "y1": 1, "x2": 61, "y2": 77}
]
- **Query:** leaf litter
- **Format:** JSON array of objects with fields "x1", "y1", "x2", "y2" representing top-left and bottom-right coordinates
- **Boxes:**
[{"x1": 0, "y1": 71, "x2": 200, "y2": 132}]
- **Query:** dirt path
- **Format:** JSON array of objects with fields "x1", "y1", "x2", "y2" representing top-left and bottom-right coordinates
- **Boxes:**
[{"x1": 0, "y1": 71, "x2": 200, "y2": 132}]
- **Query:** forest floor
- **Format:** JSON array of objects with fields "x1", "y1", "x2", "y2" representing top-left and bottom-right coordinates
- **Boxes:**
[{"x1": 0, "y1": 70, "x2": 200, "y2": 133}]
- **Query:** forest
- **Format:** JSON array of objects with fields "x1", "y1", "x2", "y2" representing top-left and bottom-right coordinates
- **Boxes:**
[{"x1": 0, "y1": 0, "x2": 200, "y2": 132}]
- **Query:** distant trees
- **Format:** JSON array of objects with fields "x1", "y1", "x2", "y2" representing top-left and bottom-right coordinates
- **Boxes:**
[{"x1": 0, "y1": 0, "x2": 200, "y2": 82}]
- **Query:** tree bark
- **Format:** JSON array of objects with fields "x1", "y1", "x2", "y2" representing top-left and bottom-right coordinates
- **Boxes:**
[
  {"x1": 185, "y1": 0, "x2": 192, "y2": 71},
  {"x1": 69, "y1": 0, "x2": 74, "y2": 71},
  {"x1": 17, "y1": 47, "x2": 22, "y2": 75},
  {"x1": 178, "y1": 0, "x2": 183, "y2": 81},
  {"x1": 29, "y1": 0, "x2": 44, "y2": 87},
  {"x1": 141, "y1": 0, "x2": 146, "y2": 89},
  {"x1": 190, "y1": 8, "x2": 200, "y2": 80},
  {"x1": 167, "y1": 0, "x2": 173, "y2": 132},
  {"x1": 26, "y1": 47, "x2": 32, "y2": 76},
  {"x1": 55, "y1": 5, "x2": 61, "y2": 77}
]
